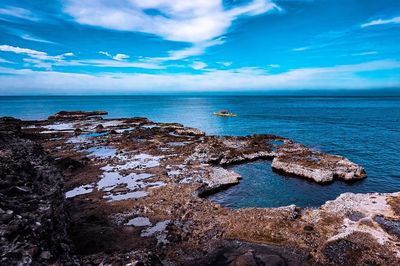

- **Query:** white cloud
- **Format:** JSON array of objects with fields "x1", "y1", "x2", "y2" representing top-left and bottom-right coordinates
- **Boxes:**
[
  {"x1": 0, "y1": 6, "x2": 38, "y2": 21},
  {"x1": 191, "y1": 61, "x2": 207, "y2": 70},
  {"x1": 362, "y1": 17, "x2": 400, "y2": 28},
  {"x1": 0, "y1": 45, "x2": 56, "y2": 61},
  {"x1": 292, "y1": 46, "x2": 310, "y2": 52},
  {"x1": 67, "y1": 59, "x2": 164, "y2": 69},
  {"x1": 63, "y1": 52, "x2": 75, "y2": 57},
  {"x1": 0, "y1": 45, "x2": 77, "y2": 69},
  {"x1": 0, "y1": 45, "x2": 44, "y2": 56},
  {"x1": 99, "y1": 51, "x2": 112, "y2": 57},
  {"x1": 350, "y1": 51, "x2": 377, "y2": 56},
  {"x1": 268, "y1": 64, "x2": 280, "y2": 68},
  {"x1": 147, "y1": 38, "x2": 225, "y2": 63},
  {"x1": 1, "y1": 60, "x2": 399, "y2": 94},
  {"x1": 0, "y1": 58, "x2": 14, "y2": 64},
  {"x1": 217, "y1": 61, "x2": 233, "y2": 67},
  {"x1": 113, "y1": 53, "x2": 129, "y2": 61},
  {"x1": 99, "y1": 51, "x2": 130, "y2": 61},
  {"x1": 0, "y1": 45, "x2": 159, "y2": 69},
  {"x1": 63, "y1": 0, "x2": 280, "y2": 43},
  {"x1": 20, "y1": 34, "x2": 56, "y2": 44}
]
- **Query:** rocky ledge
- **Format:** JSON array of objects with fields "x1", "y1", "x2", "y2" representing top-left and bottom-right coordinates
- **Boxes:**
[
  {"x1": 271, "y1": 142, "x2": 366, "y2": 183},
  {"x1": 1, "y1": 111, "x2": 399, "y2": 265}
]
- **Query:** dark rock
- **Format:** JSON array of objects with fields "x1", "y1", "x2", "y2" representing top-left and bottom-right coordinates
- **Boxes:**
[
  {"x1": 346, "y1": 211, "x2": 366, "y2": 222},
  {"x1": 230, "y1": 251, "x2": 258, "y2": 266},
  {"x1": 95, "y1": 124, "x2": 105, "y2": 133},
  {"x1": 0, "y1": 117, "x2": 21, "y2": 135},
  {"x1": 0, "y1": 127, "x2": 73, "y2": 265},
  {"x1": 74, "y1": 128, "x2": 82, "y2": 136},
  {"x1": 198, "y1": 240, "x2": 309, "y2": 266},
  {"x1": 40, "y1": 251, "x2": 51, "y2": 260},
  {"x1": 324, "y1": 239, "x2": 364, "y2": 265},
  {"x1": 303, "y1": 225, "x2": 314, "y2": 232},
  {"x1": 373, "y1": 215, "x2": 400, "y2": 239},
  {"x1": 55, "y1": 157, "x2": 85, "y2": 173},
  {"x1": 48, "y1": 110, "x2": 108, "y2": 120}
]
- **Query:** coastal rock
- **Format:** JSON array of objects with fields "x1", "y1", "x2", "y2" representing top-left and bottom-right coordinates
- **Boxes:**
[
  {"x1": 175, "y1": 127, "x2": 205, "y2": 136},
  {"x1": 0, "y1": 117, "x2": 22, "y2": 134},
  {"x1": 197, "y1": 167, "x2": 241, "y2": 196},
  {"x1": 271, "y1": 143, "x2": 366, "y2": 183},
  {"x1": 48, "y1": 110, "x2": 108, "y2": 120},
  {"x1": 2, "y1": 112, "x2": 386, "y2": 265},
  {"x1": 0, "y1": 126, "x2": 73, "y2": 265}
]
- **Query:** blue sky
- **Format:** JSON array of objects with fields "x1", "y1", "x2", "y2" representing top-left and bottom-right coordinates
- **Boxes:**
[{"x1": 0, "y1": 0, "x2": 400, "y2": 94}]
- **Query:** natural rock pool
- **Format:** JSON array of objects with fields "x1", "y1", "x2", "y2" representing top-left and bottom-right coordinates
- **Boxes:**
[{"x1": 208, "y1": 160, "x2": 373, "y2": 208}]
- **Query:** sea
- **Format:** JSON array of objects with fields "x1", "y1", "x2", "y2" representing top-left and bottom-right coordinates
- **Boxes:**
[{"x1": 1, "y1": 96, "x2": 399, "y2": 208}]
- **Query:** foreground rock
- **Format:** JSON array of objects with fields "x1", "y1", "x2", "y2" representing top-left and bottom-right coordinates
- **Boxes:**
[
  {"x1": 1, "y1": 111, "x2": 398, "y2": 265},
  {"x1": 0, "y1": 119, "x2": 73, "y2": 265}
]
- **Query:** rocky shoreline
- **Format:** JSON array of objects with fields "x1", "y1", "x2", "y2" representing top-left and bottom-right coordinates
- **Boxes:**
[{"x1": 1, "y1": 111, "x2": 399, "y2": 265}]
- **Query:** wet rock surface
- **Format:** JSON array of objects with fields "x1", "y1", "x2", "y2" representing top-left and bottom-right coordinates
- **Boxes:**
[{"x1": 1, "y1": 111, "x2": 399, "y2": 265}]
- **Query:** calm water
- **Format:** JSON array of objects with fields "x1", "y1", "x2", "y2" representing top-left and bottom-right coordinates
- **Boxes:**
[{"x1": 1, "y1": 96, "x2": 400, "y2": 207}]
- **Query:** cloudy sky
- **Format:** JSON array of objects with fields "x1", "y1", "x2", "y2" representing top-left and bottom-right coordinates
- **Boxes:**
[{"x1": 0, "y1": 0, "x2": 400, "y2": 94}]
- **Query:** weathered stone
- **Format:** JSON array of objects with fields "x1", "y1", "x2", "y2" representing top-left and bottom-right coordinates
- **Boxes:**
[{"x1": 271, "y1": 144, "x2": 366, "y2": 183}]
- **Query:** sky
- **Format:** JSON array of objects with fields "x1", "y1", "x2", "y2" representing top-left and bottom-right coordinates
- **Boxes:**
[{"x1": 0, "y1": 0, "x2": 400, "y2": 95}]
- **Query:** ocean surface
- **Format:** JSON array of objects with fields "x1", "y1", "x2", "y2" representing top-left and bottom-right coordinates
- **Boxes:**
[{"x1": 1, "y1": 96, "x2": 399, "y2": 208}]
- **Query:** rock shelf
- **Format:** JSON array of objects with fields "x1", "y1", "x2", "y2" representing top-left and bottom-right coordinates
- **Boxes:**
[{"x1": 1, "y1": 111, "x2": 398, "y2": 265}]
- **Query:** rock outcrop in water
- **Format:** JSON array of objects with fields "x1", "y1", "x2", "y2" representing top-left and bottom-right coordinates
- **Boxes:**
[
  {"x1": 271, "y1": 142, "x2": 366, "y2": 183},
  {"x1": 1, "y1": 111, "x2": 399, "y2": 265},
  {"x1": 48, "y1": 110, "x2": 108, "y2": 120}
]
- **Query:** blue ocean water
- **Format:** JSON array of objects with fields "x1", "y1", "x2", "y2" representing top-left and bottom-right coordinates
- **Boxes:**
[{"x1": 1, "y1": 96, "x2": 399, "y2": 207}]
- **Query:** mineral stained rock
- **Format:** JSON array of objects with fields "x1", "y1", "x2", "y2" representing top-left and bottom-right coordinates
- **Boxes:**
[{"x1": 1, "y1": 111, "x2": 398, "y2": 266}]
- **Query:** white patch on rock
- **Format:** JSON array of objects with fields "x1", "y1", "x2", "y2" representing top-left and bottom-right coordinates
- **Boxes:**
[
  {"x1": 141, "y1": 220, "x2": 170, "y2": 237},
  {"x1": 115, "y1": 153, "x2": 162, "y2": 169},
  {"x1": 103, "y1": 191, "x2": 148, "y2": 202},
  {"x1": 99, "y1": 120, "x2": 124, "y2": 128},
  {"x1": 322, "y1": 192, "x2": 400, "y2": 255},
  {"x1": 87, "y1": 147, "x2": 116, "y2": 158},
  {"x1": 126, "y1": 217, "x2": 151, "y2": 227},
  {"x1": 97, "y1": 171, "x2": 152, "y2": 191},
  {"x1": 44, "y1": 123, "x2": 75, "y2": 131},
  {"x1": 65, "y1": 184, "x2": 93, "y2": 198}
]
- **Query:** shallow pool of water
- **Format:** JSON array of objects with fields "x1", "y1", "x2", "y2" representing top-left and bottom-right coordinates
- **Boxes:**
[{"x1": 208, "y1": 160, "x2": 374, "y2": 208}]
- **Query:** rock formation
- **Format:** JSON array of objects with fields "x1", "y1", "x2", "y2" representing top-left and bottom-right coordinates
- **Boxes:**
[{"x1": 0, "y1": 111, "x2": 398, "y2": 265}]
